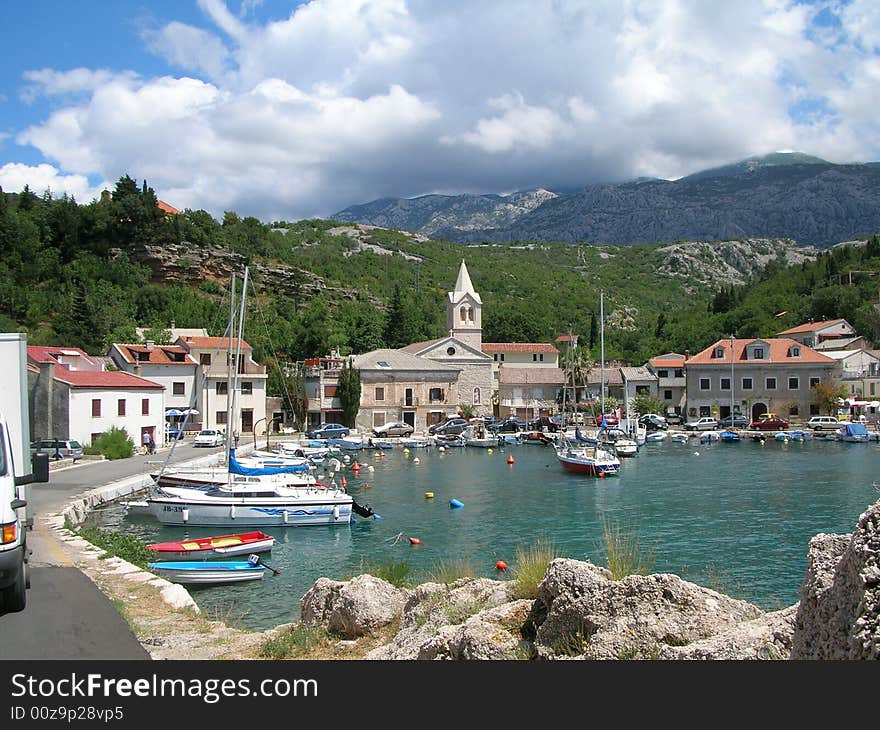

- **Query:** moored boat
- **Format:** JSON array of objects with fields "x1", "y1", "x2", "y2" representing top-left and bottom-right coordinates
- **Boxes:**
[
  {"x1": 555, "y1": 438, "x2": 621, "y2": 476},
  {"x1": 146, "y1": 530, "x2": 275, "y2": 561},
  {"x1": 148, "y1": 560, "x2": 266, "y2": 584}
]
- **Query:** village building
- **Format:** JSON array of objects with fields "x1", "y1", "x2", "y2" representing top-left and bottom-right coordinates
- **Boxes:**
[
  {"x1": 646, "y1": 353, "x2": 687, "y2": 419},
  {"x1": 776, "y1": 319, "x2": 857, "y2": 347}
]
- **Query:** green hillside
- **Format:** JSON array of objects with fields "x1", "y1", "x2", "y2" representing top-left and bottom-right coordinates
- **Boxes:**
[{"x1": 3, "y1": 176, "x2": 879, "y2": 395}]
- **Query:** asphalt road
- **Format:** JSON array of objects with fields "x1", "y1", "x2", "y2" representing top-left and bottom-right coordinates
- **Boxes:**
[{"x1": 0, "y1": 442, "x2": 221, "y2": 659}]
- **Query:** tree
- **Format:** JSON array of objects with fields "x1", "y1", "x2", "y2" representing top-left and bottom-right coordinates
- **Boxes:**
[
  {"x1": 337, "y1": 357, "x2": 361, "y2": 428},
  {"x1": 632, "y1": 392, "x2": 667, "y2": 416},
  {"x1": 811, "y1": 379, "x2": 848, "y2": 415}
]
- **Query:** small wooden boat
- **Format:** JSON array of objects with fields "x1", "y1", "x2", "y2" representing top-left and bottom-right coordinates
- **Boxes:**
[
  {"x1": 148, "y1": 560, "x2": 266, "y2": 584},
  {"x1": 146, "y1": 531, "x2": 275, "y2": 561}
]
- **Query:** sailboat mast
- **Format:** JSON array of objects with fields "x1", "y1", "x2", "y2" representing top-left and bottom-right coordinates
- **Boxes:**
[
  {"x1": 231, "y1": 266, "x2": 249, "y2": 449},
  {"x1": 225, "y1": 273, "x2": 236, "y2": 457},
  {"x1": 600, "y1": 290, "x2": 605, "y2": 419}
]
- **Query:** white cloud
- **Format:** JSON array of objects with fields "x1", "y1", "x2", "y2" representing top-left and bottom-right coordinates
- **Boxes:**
[
  {"x1": 0, "y1": 163, "x2": 107, "y2": 202},
  {"x1": 5, "y1": 0, "x2": 880, "y2": 221}
]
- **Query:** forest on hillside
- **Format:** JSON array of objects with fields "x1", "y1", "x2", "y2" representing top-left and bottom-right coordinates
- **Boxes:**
[{"x1": 2, "y1": 176, "x2": 880, "y2": 397}]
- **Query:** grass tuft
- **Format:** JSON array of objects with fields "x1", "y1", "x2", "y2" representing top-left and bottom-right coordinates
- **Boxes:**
[
  {"x1": 259, "y1": 624, "x2": 328, "y2": 660},
  {"x1": 602, "y1": 518, "x2": 653, "y2": 580},
  {"x1": 510, "y1": 539, "x2": 558, "y2": 600},
  {"x1": 426, "y1": 558, "x2": 476, "y2": 585}
]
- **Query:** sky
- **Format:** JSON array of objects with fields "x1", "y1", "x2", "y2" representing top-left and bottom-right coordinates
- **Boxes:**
[{"x1": 1, "y1": 0, "x2": 879, "y2": 223}]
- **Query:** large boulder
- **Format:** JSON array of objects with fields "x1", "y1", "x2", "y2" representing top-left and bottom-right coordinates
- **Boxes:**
[
  {"x1": 367, "y1": 577, "x2": 519, "y2": 660},
  {"x1": 300, "y1": 574, "x2": 406, "y2": 638},
  {"x1": 531, "y1": 558, "x2": 763, "y2": 659},
  {"x1": 791, "y1": 500, "x2": 880, "y2": 659}
]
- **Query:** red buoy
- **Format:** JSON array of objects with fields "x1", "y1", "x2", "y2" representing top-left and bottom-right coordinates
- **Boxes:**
[
  {"x1": 340, "y1": 476, "x2": 347, "y2": 487},
  {"x1": 352, "y1": 461, "x2": 361, "y2": 471},
  {"x1": 364, "y1": 482, "x2": 371, "y2": 489},
  {"x1": 506, "y1": 455, "x2": 515, "y2": 464},
  {"x1": 495, "y1": 560, "x2": 508, "y2": 570},
  {"x1": 409, "y1": 537, "x2": 421, "y2": 545},
  {"x1": 598, "y1": 471, "x2": 605, "y2": 478}
]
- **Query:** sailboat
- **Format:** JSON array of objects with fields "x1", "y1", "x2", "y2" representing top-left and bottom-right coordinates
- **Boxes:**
[
  {"x1": 127, "y1": 268, "x2": 374, "y2": 527},
  {"x1": 555, "y1": 314, "x2": 621, "y2": 477}
]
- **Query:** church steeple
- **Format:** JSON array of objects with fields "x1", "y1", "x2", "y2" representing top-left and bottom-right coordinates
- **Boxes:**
[{"x1": 446, "y1": 260, "x2": 482, "y2": 349}]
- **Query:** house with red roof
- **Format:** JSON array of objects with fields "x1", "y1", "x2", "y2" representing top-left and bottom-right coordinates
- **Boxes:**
[
  {"x1": 683, "y1": 338, "x2": 836, "y2": 423},
  {"x1": 28, "y1": 346, "x2": 165, "y2": 448},
  {"x1": 647, "y1": 353, "x2": 688, "y2": 419},
  {"x1": 776, "y1": 319, "x2": 856, "y2": 348}
]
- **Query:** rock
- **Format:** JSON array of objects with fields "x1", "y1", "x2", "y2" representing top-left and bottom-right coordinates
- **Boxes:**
[
  {"x1": 791, "y1": 500, "x2": 880, "y2": 659},
  {"x1": 531, "y1": 558, "x2": 762, "y2": 659},
  {"x1": 300, "y1": 574, "x2": 406, "y2": 639},
  {"x1": 658, "y1": 605, "x2": 797, "y2": 660}
]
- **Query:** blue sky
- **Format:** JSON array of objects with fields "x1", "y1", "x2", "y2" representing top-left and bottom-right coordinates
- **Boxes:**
[{"x1": 1, "y1": 0, "x2": 879, "y2": 222}]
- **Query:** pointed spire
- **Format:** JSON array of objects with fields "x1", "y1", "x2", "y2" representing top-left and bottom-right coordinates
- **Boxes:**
[{"x1": 454, "y1": 259, "x2": 474, "y2": 295}]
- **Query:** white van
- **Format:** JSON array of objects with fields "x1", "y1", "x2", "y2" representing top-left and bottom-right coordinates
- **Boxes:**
[{"x1": 0, "y1": 413, "x2": 48, "y2": 612}]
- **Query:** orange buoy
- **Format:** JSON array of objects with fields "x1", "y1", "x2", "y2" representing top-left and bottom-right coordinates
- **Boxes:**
[
  {"x1": 598, "y1": 471, "x2": 605, "y2": 478},
  {"x1": 352, "y1": 461, "x2": 361, "y2": 471},
  {"x1": 364, "y1": 482, "x2": 371, "y2": 489},
  {"x1": 340, "y1": 476, "x2": 347, "y2": 487},
  {"x1": 409, "y1": 537, "x2": 421, "y2": 545},
  {"x1": 506, "y1": 455, "x2": 515, "y2": 464},
  {"x1": 495, "y1": 560, "x2": 508, "y2": 571}
]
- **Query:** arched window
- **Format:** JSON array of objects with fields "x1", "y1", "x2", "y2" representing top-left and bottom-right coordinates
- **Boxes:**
[
  {"x1": 467, "y1": 306, "x2": 474, "y2": 322},
  {"x1": 473, "y1": 387, "x2": 481, "y2": 405},
  {"x1": 460, "y1": 306, "x2": 467, "y2": 322}
]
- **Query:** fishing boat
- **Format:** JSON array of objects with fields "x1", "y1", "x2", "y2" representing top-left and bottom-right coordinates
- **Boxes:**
[
  {"x1": 555, "y1": 439, "x2": 621, "y2": 476},
  {"x1": 597, "y1": 427, "x2": 639, "y2": 456},
  {"x1": 434, "y1": 433, "x2": 467, "y2": 447},
  {"x1": 670, "y1": 433, "x2": 689, "y2": 443},
  {"x1": 719, "y1": 430, "x2": 741, "y2": 443},
  {"x1": 836, "y1": 422, "x2": 869, "y2": 443},
  {"x1": 146, "y1": 530, "x2": 275, "y2": 561},
  {"x1": 400, "y1": 437, "x2": 432, "y2": 448},
  {"x1": 645, "y1": 431, "x2": 667, "y2": 442},
  {"x1": 148, "y1": 560, "x2": 266, "y2": 584}
]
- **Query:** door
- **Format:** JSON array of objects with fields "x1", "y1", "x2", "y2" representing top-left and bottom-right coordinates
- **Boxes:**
[{"x1": 402, "y1": 411, "x2": 415, "y2": 428}]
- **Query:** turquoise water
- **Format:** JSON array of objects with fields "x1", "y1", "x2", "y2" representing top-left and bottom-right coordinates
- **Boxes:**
[{"x1": 88, "y1": 437, "x2": 880, "y2": 630}]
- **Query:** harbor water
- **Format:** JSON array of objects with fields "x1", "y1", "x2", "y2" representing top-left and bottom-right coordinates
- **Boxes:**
[{"x1": 87, "y1": 436, "x2": 880, "y2": 631}]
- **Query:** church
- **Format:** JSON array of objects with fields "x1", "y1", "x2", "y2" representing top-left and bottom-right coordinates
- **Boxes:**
[{"x1": 351, "y1": 260, "x2": 563, "y2": 433}]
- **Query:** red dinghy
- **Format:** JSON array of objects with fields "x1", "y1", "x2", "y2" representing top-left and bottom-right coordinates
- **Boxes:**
[{"x1": 146, "y1": 531, "x2": 275, "y2": 561}]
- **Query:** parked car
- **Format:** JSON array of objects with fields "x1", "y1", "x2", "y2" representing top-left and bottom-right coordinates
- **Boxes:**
[
  {"x1": 194, "y1": 429, "x2": 224, "y2": 447},
  {"x1": 527, "y1": 416, "x2": 562, "y2": 432},
  {"x1": 30, "y1": 438, "x2": 84, "y2": 462},
  {"x1": 807, "y1": 416, "x2": 841, "y2": 431},
  {"x1": 684, "y1": 417, "x2": 718, "y2": 431},
  {"x1": 749, "y1": 415, "x2": 790, "y2": 431},
  {"x1": 372, "y1": 421, "x2": 414, "y2": 437},
  {"x1": 717, "y1": 414, "x2": 750, "y2": 429},
  {"x1": 306, "y1": 423, "x2": 351, "y2": 439},
  {"x1": 488, "y1": 417, "x2": 527, "y2": 433},
  {"x1": 638, "y1": 414, "x2": 668, "y2": 431},
  {"x1": 597, "y1": 413, "x2": 619, "y2": 426},
  {"x1": 428, "y1": 417, "x2": 469, "y2": 436}
]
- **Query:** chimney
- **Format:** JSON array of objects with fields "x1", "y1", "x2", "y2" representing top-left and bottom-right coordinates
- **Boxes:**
[
  {"x1": 170, "y1": 320, "x2": 176, "y2": 329},
  {"x1": 145, "y1": 340, "x2": 155, "y2": 350},
  {"x1": 684, "y1": 350, "x2": 690, "y2": 361}
]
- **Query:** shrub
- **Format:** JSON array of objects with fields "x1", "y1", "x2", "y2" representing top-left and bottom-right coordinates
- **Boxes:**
[
  {"x1": 602, "y1": 518, "x2": 653, "y2": 580},
  {"x1": 75, "y1": 526, "x2": 153, "y2": 569},
  {"x1": 88, "y1": 426, "x2": 135, "y2": 460}
]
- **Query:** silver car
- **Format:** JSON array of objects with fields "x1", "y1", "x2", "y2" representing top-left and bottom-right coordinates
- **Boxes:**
[{"x1": 683, "y1": 417, "x2": 718, "y2": 431}]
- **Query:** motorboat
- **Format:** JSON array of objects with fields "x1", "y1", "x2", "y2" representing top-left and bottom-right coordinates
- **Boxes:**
[
  {"x1": 836, "y1": 422, "x2": 869, "y2": 443},
  {"x1": 670, "y1": 433, "x2": 689, "y2": 443},
  {"x1": 645, "y1": 431, "x2": 667, "y2": 442},
  {"x1": 719, "y1": 430, "x2": 741, "y2": 442},
  {"x1": 555, "y1": 439, "x2": 621, "y2": 477},
  {"x1": 146, "y1": 530, "x2": 275, "y2": 561},
  {"x1": 597, "y1": 427, "x2": 639, "y2": 457}
]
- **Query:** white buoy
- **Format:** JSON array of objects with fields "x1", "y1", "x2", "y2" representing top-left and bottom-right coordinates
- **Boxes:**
[
  {"x1": 182, "y1": 508, "x2": 189, "y2": 523},
  {"x1": 413, "y1": 457, "x2": 420, "y2": 463},
  {"x1": 438, "y1": 446, "x2": 446, "y2": 452},
  {"x1": 693, "y1": 451, "x2": 699, "y2": 456},
  {"x1": 230, "y1": 504, "x2": 236, "y2": 519},
  {"x1": 367, "y1": 465, "x2": 374, "y2": 472}
]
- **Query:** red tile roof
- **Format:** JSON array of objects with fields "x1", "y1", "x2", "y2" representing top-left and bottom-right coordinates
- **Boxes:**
[
  {"x1": 499, "y1": 367, "x2": 565, "y2": 385},
  {"x1": 157, "y1": 200, "x2": 180, "y2": 214},
  {"x1": 27, "y1": 345, "x2": 97, "y2": 367},
  {"x1": 113, "y1": 343, "x2": 197, "y2": 365},
  {"x1": 52, "y1": 369, "x2": 163, "y2": 389},
  {"x1": 482, "y1": 343, "x2": 559, "y2": 354},
  {"x1": 649, "y1": 353, "x2": 686, "y2": 369},
  {"x1": 776, "y1": 319, "x2": 846, "y2": 335},
  {"x1": 686, "y1": 338, "x2": 834, "y2": 365},
  {"x1": 178, "y1": 336, "x2": 252, "y2": 351}
]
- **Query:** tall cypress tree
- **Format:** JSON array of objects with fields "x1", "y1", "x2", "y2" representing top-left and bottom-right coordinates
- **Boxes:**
[{"x1": 337, "y1": 358, "x2": 361, "y2": 428}]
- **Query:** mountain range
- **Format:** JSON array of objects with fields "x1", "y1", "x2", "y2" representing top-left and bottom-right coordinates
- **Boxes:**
[{"x1": 332, "y1": 152, "x2": 880, "y2": 248}]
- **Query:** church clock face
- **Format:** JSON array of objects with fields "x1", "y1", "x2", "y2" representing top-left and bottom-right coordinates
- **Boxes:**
[{"x1": 447, "y1": 346, "x2": 456, "y2": 356}]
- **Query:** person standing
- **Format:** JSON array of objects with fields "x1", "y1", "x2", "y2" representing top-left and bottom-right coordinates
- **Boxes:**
[{"x1": 142, "y1": 431, "x2": 151, "y2": 455}]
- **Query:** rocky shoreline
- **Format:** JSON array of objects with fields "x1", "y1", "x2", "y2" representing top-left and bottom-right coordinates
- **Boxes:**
[{"x1": 51, "y1": 494, "x2": 880, "y2": 660}]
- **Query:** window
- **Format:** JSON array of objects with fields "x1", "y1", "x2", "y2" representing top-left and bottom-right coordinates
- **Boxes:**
[
  {"x1": 216, "y1": 411, "x2": 227, "y2": 425},
  {"x1": 533, "y1": 353, "x2": 544, "y2": 362},
  {"x1": 766, "y1": 377, "x2": 777, "y2": 389},
  {"x1": 142, "y1": 398, "x2": 149, "y2": 415},
  {"x1": 217, "y1": 382, "x2": 228, "y2": 395},
  {"x1": 872, "y1": 383, "x2": 877, "y2": 396},
  {"x1": 447, "y1": 346, "x2": 456, "y2": 356},
  {"x1": 91, "y1": 399, "x2": 101, "y2": 417},
  {"x1": 493, "y1": 354, "x2": 499, "y2": 361},
  {"x1": 375, "y1": 387, "x2": 385, "y2": 401},
  {"x1": 373, "y1": 412, "x2": 386, "y2": 427},
  {"x1": 699, "y1": 378, "x2": 710, "y2": 391},
  {"x1": 427, "y1": 412, "x2": 444, "y2": 425},
  {"x1": 241, "y1": 409, "x2": 253, "y2": 432},
  {"x1": 809, "y1": 377, "x2": 820, "y2": 388},
  {"x1": 753, "y1": 348, "x2": 765, "y2": 359},
  {"x1": 788, "y1": 377, "x2": 799, "y2": 390},
  {"x1": 241, "y1": 381, "x2": 253, "y2": 395},
  {"x1": 377, "y1": 360, "x2": 390, "y2": 368},
  {"x1": 720, "y1": 378, "x2": 730, "y2": 391},
  {"x1": 664, "y1": 389, "x2": 672, "y2": 400},
  {"x1": 789, "y1": 346, "x2": 801, "y2": 357},
  {"x1": 713, "y1": 347, "x2": 725, "y2": 359},
  {"x1": 810, "y1": 404, "x2": 820, "y2": 415},
  {"x1": 658, "y1": 369, "x2": 668, "y2": 378},
  {"x1": 473, "y1": 387, "x2": 481, "y2": 405},
  {"x1": 636, "y1": 385, "x2": 649, "y2": 394},
  {"x1": 675, "y1": 369, "x2": 684, "y2": 378},
  {"x1": 429, "y1": 387, "x2": 443, "y2": 402},
  {"x1": 741, "y1": 377, "x2": 753, "y2": 390},
  {"x1": 789, "y1": 405, "x2": 799, "y2": 416},
  {"x1": 172, "y1": 382, "x2": 185, "y2": 396},
  {"x1": 200, "y1": 353, "x2": 211, "y2": 366},
  {"x1": 324, "y1": 385, "x2": 337, "y2": 397},
  {"x1": 117, "y1": 399, "x2": 126, "y2": 416}
]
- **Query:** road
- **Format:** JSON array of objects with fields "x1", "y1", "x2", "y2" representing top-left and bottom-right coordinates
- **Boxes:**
[{"x1": 0, "y1": 442, "x2": 219, "y2": 659}]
